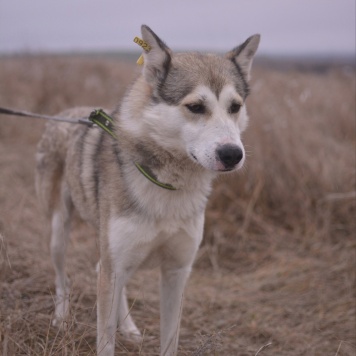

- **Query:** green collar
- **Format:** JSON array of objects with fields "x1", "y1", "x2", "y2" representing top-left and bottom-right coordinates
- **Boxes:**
[
  {"x1": 89, "y1": 109, "x2": 177, "y2": 191},
  {"x1": 89, "y1": 109, "x2": 117, "y2": 138}
]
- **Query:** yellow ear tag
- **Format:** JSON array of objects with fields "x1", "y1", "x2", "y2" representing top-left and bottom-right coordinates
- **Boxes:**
[{"x1": 133, "y1": 36, "x2": 151, "y2": 65}]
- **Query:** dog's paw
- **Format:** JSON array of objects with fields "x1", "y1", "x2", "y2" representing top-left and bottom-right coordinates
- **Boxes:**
[
  {"x1": 52, "y1": 315, "x2": 69, "y2": 330},
  {"x1": 52, "y1": 317, "x2": 60, "y2": 327},
  {"x1": 52, "y1": 297, "x2": 70, "y2": 328},
  {"x1": 121, "y1": 328, "x2": 142, "y2": 344}
]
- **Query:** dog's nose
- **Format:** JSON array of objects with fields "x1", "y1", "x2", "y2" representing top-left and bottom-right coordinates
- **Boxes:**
[{"x1": 216, "y1": 144, "x2": 243, "y2": 169}]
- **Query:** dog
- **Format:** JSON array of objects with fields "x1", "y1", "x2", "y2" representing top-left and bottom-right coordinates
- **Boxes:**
[{"x1": 35, "y1": 25, "x2": 260, "y2": 356}]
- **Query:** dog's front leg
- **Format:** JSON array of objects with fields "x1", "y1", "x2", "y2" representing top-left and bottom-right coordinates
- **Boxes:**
[
  {"x1": 97, "y1": 258, "x2": 144, "y2": 355},
  {"x1": 160, "y1": 217, "x2": 204, "y2": 356},
  {"x1": 97, "y1": 217, "x2": 151, "y2": 355},
  {"x1": 96, "y1": 266, "x2": 123, "y2": 356},
  {"x1": 160, "y1": 266, "x2": 192, "y2": 356}
]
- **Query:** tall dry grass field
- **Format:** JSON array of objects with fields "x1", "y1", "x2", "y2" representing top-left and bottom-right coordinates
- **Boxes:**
[{"x1": 0, "y1": 55, "x2": 355, "y2": 355}]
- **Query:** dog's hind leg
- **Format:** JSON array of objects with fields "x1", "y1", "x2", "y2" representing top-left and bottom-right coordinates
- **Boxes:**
[
  {"x1": 50, "y1": 182, "x2": 73, "y2": 327},
  {"x1": 35, "y1": 129, "x2": 74, "y2": 327}
]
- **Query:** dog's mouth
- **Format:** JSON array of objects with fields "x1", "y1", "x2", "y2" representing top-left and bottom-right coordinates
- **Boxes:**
[{"x1": 218, "y1": 167, "x2": 235, "y2": 172}]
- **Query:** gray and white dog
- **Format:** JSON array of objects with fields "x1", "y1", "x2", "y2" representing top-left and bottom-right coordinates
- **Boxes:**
[{"x1": 35, "y1": 25, "x2": 260, "y2": 356}]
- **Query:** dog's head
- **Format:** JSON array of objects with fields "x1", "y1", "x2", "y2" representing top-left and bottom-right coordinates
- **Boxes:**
[{"x1": 127, "y1": 25, "x2": 260, "y2": 173}]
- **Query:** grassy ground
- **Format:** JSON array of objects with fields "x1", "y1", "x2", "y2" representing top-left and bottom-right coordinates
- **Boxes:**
[{"x1": 0, "y1": 55, "x2": 355, "y2": 355}]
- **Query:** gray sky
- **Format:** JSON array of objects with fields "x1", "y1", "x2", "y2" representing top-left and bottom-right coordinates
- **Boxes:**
[{"x1": 0, "y1": 0, "x2": 355, "y2": 56}]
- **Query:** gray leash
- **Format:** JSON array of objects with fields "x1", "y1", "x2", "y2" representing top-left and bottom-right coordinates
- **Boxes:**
[{"x1": 0, "y1": 106, "x2": 92, "y2": 125}]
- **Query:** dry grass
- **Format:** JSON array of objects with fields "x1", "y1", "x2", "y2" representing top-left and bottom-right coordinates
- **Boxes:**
[{"x1": 0, "y1": 55, "x2": 355, "y2": 355}]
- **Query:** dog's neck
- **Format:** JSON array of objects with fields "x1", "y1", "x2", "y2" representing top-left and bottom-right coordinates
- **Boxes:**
[{"x1": 114, "y1": 122, "x2": 216, "y2": 190}]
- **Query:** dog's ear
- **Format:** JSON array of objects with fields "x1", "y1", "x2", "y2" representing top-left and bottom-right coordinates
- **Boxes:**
[
  {"x1": 226, "y1": 34, "x2": 260, "y2": 79},
  {"x1": 141, "y1": 25, "x2": 172, "y2": 85}
]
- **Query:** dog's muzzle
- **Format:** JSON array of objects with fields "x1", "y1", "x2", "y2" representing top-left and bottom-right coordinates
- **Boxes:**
[{"x1": 216, "y1": 144, "x2": 243, "y2": 170}]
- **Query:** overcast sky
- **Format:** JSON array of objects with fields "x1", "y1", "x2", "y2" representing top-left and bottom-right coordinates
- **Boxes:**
[{"x1": 0, "y1": 0, "x2": 355, "y2": 56}]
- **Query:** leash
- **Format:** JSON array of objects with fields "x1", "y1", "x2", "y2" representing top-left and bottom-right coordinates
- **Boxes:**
[
  {"x1": 0, "y1": 106, "x2": 92, "y2": 126},
  {"x1": 0, "y1": 106, "x2": 118, "y2": 133}
]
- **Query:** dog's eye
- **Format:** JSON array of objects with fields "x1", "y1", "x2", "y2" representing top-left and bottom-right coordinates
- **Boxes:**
[
  {"x1": 229, "y1": 102, "x2": 241, "y2": 114},
  {"x1": 186, "y1": 103, "x2": 206, "y2": 114}
]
